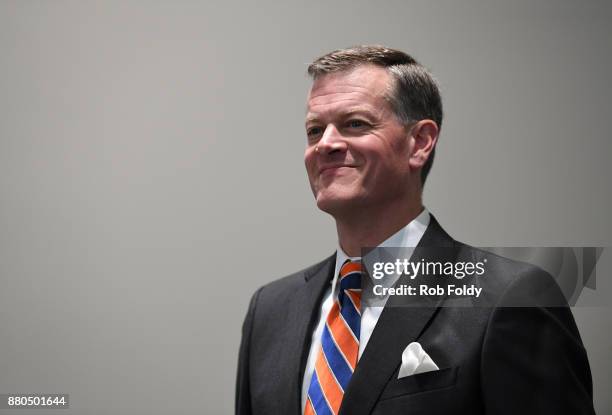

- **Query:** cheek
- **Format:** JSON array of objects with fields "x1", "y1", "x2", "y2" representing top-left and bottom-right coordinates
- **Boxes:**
[
  {"x1": 304, "y1": 151, "x2": 317, "y2": 179},
  {"x1": 303, "y1": 148, "x2": 312, "y2": 165},
  {"x1": 361, "y1": 151, "x2": 407, "y2": 181}
]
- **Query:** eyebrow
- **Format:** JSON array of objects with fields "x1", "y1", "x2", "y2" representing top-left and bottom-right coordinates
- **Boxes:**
[{"x1": 305, "y1": 107, "x2": 378, "y2": 125}]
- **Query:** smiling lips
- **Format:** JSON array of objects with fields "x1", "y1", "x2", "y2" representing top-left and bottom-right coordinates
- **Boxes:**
[{"x1": 319, "y1": 165, "x2": 354, "y2": 176}]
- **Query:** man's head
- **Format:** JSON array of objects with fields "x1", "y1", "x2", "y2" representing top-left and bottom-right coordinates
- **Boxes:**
[{"x1": 304, "y1": 45, "x2": 442, "y2": 218}]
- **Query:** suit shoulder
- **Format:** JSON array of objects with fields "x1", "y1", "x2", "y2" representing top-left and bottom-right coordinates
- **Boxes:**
[
  {"x1": 456, "y1": 242, "x2": 567, "y2": 305},
  {"x1": 256, "y1": 254, "x2": 334, "y2": 297},
  {"x1": 461, "y1": 243, "x2": 547, "y2": 277}
]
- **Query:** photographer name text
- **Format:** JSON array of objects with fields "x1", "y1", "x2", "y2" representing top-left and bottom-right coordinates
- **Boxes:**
[{"x1": 373, "y1": 283, "x2": 483, "y2": 298}]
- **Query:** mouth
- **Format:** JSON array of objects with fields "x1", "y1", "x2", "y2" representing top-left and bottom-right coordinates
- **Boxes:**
[{"x1": 319, "y1": 165, "x2": 354, "y2": 176}]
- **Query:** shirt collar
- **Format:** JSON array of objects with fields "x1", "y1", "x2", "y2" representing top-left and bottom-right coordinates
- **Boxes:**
[{"x1": 331, "y1": 208, "x2": 431, "y2": 293}]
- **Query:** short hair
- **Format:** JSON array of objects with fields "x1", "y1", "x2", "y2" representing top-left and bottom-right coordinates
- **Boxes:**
[{"x1": 307, "y1": 45, "x2": 443, "y2": 185}]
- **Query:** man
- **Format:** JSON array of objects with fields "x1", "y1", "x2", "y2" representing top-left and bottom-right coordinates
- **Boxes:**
[{"x1": 235, "y1": 46, "x2": 595, "y2": 414}]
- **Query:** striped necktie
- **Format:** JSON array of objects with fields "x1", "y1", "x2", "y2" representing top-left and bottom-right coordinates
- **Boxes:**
[{"x1": 304, "y1": 259, "x2": 362, "y2": 415}]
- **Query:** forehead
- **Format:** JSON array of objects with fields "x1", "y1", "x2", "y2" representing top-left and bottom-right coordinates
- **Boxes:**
[{"x1": 306, "y1": 65, "x2": 393, "y2": 118}]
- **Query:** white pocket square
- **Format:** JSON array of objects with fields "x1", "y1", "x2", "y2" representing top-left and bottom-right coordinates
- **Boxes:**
[{"x1": 398, "y1": 342, "x2": 439, "y2": 379}]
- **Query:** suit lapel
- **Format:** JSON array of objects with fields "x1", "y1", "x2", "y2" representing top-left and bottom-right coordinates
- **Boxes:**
[
  {"x1": 285, "y1": 254, "x2": 336, "y2": 415},
  {"x1": 339, "y1": 216, "x2": 456, "y2": 415}
]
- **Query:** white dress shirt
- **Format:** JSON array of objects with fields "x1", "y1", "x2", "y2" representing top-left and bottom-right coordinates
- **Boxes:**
[{"x1": 300, "y1": 209, "x2": 430, "y2": 412}]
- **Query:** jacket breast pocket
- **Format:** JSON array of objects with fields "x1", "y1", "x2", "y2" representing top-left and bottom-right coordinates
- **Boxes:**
[{"x1": 379, "y1": 366, "x2": 459, "y2": 401}]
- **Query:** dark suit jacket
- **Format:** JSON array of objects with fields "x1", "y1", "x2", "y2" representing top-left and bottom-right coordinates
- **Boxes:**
[{"x1": 235, "y1": 216, "x2": 595, "y2": 414}]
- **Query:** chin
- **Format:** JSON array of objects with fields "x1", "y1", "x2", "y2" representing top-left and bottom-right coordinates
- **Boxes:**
[{"x1": 315, "y1": 190, "x2": 362, "y2": 215}]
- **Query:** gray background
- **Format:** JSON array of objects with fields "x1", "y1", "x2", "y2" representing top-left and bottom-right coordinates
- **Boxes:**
[{"x1": 1, "y1": 0, "x2": 610, "y2": 414}]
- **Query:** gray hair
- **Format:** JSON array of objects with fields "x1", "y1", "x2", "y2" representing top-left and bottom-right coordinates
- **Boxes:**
[{"x1": 307, "y1": 45, "x2": 443, "y2": 185}]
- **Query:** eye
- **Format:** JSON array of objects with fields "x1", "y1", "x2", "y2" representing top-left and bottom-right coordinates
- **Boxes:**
[
  {"x1": 347, "y1": 119, "x2": 368, "y2": 129},
  {"x1": 306, "y1": 126, "x2": 323, "y2": 139}
]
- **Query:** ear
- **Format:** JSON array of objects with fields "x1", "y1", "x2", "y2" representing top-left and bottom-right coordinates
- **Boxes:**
[{"x1": 408, "y1": 120, "x2": 439, "y2": 171}]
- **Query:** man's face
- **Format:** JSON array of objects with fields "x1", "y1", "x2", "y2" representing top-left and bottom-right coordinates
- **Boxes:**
[{"x1": 304, "y1": 65, "x2": 415, "y2": 215}]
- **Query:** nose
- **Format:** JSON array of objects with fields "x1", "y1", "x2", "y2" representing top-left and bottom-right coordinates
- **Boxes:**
[{"x1": 316, "y1": 124, "x2": 348, "y2": 155}]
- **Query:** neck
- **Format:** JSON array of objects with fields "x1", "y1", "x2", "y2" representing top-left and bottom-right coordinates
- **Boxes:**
[{"x1": 334, "y1": 196, "x2": 424, "y2": 257}]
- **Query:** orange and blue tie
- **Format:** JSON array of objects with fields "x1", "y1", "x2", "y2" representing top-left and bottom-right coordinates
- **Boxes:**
[{"x1": 304, "y1": 260, "x2": 362, "y2": 415}]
